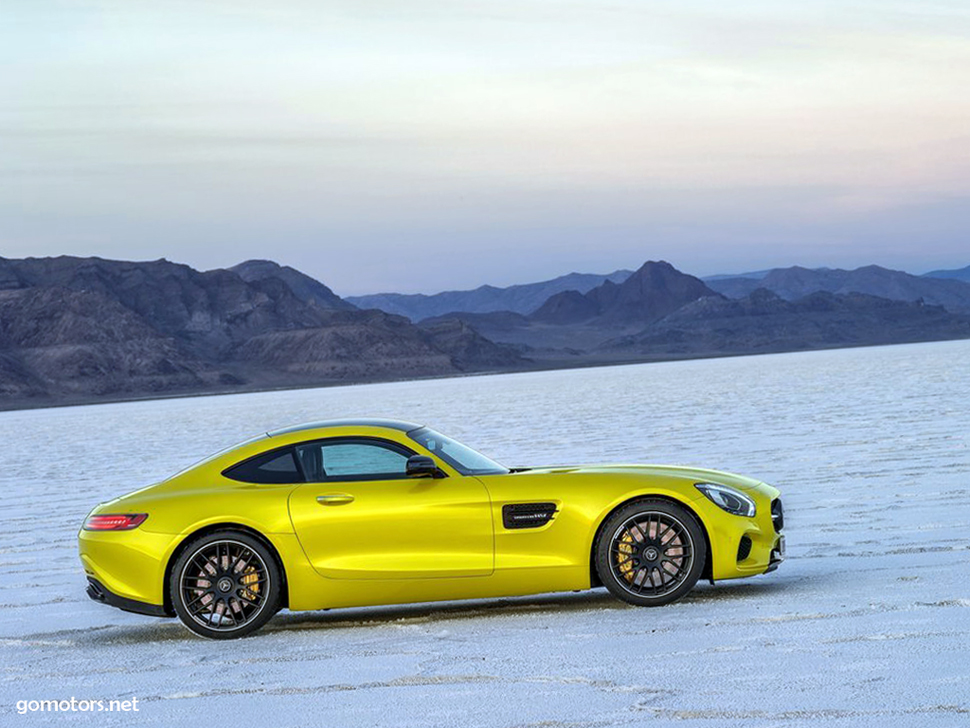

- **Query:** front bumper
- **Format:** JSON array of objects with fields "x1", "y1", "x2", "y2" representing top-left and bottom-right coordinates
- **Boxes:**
[
  {"x1": 86, "y1": 577, "x2": 170, "y2": 617},
  {"x1": 764, "y1": 533, "x2": 785, "y2": 573},
  {"x1": 692, "y1": 487, "x2": 785, "y2": 581}
]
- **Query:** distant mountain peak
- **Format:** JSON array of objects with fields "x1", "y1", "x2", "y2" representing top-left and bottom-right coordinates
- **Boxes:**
[
  {"x1": 530, "y1": 289, "x2": 599, "y2": 325},
  {"x1": 638, "y1": 259, "x2": 675, "y2": 270},
  {"x1": 533, "y1": 260, "x2": 719, "y2": 325},
  {"x1": 230, "y1": 259, "x2": 355, "y2": 311},
  {"x1": 597, "y1": 260, "x2": 719, "y2": 323},
  {"x1": 923, "y1": 264, "x2": 970, "y2": 283}
]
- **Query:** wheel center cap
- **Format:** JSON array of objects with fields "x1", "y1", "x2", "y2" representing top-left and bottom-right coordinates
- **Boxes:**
[
  {"x1": 643, "y1": 547, "x2": 659, "y2": 561},
  {"x1": 217, "y1": 578, "x2": 233, "y2": 593}
]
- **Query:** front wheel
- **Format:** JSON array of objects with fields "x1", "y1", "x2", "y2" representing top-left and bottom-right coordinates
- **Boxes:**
[
  {"x1": 170, "y1": 531, "x2": 282, "y2": 639},
  {"x1": 595, "y1": 499, "x2": 705, "y2": 607}
]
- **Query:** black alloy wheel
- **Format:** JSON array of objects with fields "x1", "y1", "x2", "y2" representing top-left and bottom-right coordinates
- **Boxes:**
[
  {"x1": 595, "y1": 499, "x2": 705, "y2": 607},
  {"x1": 170, "y1": 531, "x2": 281, "y2": 639}
]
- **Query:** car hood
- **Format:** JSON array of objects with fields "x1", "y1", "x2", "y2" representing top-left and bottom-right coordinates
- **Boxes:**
[{"x1": 520, "y1": 463, "x2": 769, "y2": 493}]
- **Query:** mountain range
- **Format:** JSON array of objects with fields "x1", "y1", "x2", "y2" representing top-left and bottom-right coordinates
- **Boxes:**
[
  {"x1": 420, "y1": 261, "x2": 970, "y2": 356},
  {"x1": 0, "y1": 256, "x2": 522, "y2": 406},
  {"x1": 1, "y1": 255, "x2": 968, "y2": 409},
  {"x1": 706, "y1": 264, "x2": 970, "y2": 312},
  {"x1": 922, "y1": 264, "x2": 970, "y2": 283},
  {"x1": 605, "y1": 289, "x2": 970, "y2": 358},
  {"x1": 346, "y1": 269, "x2": 633, "y2": 320}
]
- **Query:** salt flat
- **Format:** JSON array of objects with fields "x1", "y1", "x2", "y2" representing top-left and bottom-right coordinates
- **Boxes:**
[{"x1": 1, "y1": 340, "x2": 968, "y2": 727}]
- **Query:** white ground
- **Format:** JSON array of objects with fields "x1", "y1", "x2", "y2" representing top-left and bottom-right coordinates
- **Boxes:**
[{"x1": 1, "y1": 340, "x2": 969, "y2": 727}]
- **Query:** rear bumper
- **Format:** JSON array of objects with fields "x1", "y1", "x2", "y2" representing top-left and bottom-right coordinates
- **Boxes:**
[
  {"x1": 78, "y1": 528, "x2": 179, "y2": 609},
  {"x1": 86, "y1": 577, "x2": 170, "y2": 618}
]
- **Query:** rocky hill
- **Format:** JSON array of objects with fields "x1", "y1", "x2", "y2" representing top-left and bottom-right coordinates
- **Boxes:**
[
  {"x1": 231, "y1": 259, "x2": 356, "y2": 311},
  {"x1": 0, "y1": 256, "x2": 325, "y2": 355},
  {"x1": 605, "y1": 288, "x2": 970, "y2": 357},
  {"x1": 0, "y1": 256, "x2": 526, "y2": 408},
  {"x1": 706, "y1": 265, "x2": 970, "y2": 312},
  {"x1": 0, "y1": 286, "x2": 208, "y2": 399},
  {"x1": 347, "y1": 269, "x2": 632, "y2": 320},
  {"x1": 533, "y1": 261, "x2": 718, "y2": 325}
]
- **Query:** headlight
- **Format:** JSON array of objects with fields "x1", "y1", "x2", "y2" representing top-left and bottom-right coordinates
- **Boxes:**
[{"x1": 695, "y1": 483, "x2": 756, "y2": 517}]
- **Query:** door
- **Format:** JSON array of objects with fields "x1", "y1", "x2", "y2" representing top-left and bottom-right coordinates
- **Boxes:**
[{"x1": 287, "y1": 437, "x2": 494, "y2": 579}]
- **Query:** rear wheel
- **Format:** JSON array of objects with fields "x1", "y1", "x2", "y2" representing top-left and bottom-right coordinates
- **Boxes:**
[
  {"x1": 170, "y1": 531, "x2": 281, "y2": 639},
  {"x1": 595, "y1": 499, "x2": 705, "y2": 607}
]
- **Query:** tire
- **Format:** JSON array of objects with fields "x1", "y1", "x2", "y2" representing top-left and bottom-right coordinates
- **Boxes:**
[
  {"x1": 595, "y1": 499, "x2": 705, "y2": 607},
  {"x1": 170, "y1": 530, "x2": 282, "y2": 639}
]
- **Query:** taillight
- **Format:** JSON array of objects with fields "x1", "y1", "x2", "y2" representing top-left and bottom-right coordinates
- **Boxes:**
[{"x1": 83, "y1": 514, "x2": 148, "y2": 531}]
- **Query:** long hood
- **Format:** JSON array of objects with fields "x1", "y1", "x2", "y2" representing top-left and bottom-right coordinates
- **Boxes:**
[{"x1": 521, "y1": 463, "x2": 769, "y2": 493}]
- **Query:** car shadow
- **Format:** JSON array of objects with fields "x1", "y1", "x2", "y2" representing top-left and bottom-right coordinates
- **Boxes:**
[
  {"x1": 687, "y1": 578, "x2": 795, "y2": 602},
  {"x1": 266, "y1": 589, "x2": 623, "y2": 634},
  {"x1": 265, "y1": 579, "x2": 796, "y2": 635},
  {"x1": 68, "y1": 579, "x2": 797, "y2": 645}
]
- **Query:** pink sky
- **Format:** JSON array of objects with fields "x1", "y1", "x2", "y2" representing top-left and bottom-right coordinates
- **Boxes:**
[{"x1": 2, "y1": 1, "x2": 969, "y2": 293}]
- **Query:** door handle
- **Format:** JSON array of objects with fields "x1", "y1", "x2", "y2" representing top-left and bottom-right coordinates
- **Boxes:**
[{"x1": 316, "y1": 494, "x2": 355, "y2": 506}]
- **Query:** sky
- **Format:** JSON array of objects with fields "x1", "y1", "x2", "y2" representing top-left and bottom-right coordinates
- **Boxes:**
[{"x1": 2, "y1": 0, "x2": 969, "y2": 295}]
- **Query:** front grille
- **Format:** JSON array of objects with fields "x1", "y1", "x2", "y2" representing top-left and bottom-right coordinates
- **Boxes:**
[
  {"x1": 771, "y1": 499, "x2": 784, "y2": 532},
  {"x1": 736, "y1": 535, "x2": 752, "y2": 562}
]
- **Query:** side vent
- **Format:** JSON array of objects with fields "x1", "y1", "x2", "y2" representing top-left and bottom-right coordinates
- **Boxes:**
[{"x1": 502, "y1": 502, "x2": 557, "y2": 530}]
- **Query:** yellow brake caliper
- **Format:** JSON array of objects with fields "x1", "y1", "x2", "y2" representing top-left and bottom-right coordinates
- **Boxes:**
[
  {"x1": 618, "y1": 531, "x2": 636, "y2": 582},
  {"x1": 240, "y1": 566, "x2": 260, "y2": 600}
]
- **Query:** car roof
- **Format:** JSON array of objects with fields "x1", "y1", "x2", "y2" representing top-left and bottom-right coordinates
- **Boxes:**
[{"x1": 266, "y1": 418, "x2": 423, "y2": 438}]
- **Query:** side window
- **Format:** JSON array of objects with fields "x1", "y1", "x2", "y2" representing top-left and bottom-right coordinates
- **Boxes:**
[
  {"x1": 296, "y1": 440, "x2": 411, "y2": 482},
  {"x1": 224, "y1": 449, "x2": 302, "y2": 484}
]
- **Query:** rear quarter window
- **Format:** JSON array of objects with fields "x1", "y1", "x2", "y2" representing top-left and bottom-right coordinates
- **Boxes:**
[{"x1": 223, "y1": 449, "x2": 302, "y2": 484}]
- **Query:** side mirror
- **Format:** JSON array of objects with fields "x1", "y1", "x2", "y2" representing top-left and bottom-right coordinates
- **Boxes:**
[{"x1": 406, "y1": 455, "x2": 440, "y2": 478}]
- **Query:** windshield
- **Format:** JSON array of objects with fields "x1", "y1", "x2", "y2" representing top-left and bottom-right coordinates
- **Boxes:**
[{"x1": 408, "y1": 427, "x2": 508, "y2": 476}]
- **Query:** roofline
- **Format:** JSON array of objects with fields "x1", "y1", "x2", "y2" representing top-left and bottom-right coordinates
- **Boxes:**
[{"x1": 266, "y1": 418, "x2": 423, "y2": 438}]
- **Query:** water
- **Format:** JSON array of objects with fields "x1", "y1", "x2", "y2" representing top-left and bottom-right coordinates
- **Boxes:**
[{"x1": 1, "y1": 340, "x2": 968, "y2": 726}]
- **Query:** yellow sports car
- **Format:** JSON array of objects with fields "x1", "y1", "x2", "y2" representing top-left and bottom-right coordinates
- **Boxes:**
[{"x1": 79, "y1": 419, "x2": 785, "y2": 639}]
